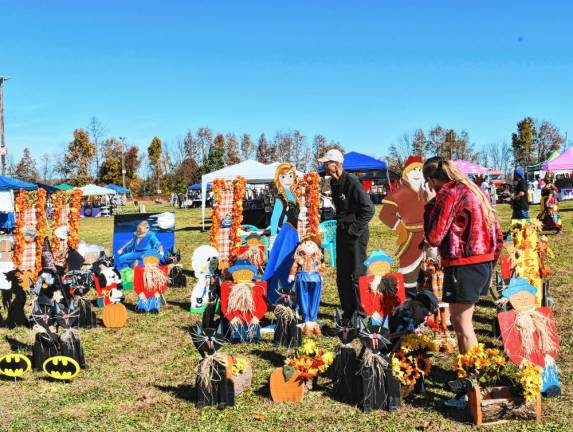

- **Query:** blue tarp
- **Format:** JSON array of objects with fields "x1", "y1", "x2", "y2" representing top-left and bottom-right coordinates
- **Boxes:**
[
  {"x1": 0, "y1": 175, "x2": 38, "y2": 192},
  {"x1": 105, "y1": 184, "x2": 131, "y2": 193},
  {"x1": 318, "y1": 151, "x2": 387, "y2": 172},
  {"x1": 188, "y1": 183, "x2": 212, "y2": 190}
]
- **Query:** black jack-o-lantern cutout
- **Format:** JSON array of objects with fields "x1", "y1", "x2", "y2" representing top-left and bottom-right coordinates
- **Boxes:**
[
  {"x1": 42, "y1": 356, "x2": 80, "y2": 380},
  {"x1": 0, "y1": 353, "x2": 32, "y2": 378}
]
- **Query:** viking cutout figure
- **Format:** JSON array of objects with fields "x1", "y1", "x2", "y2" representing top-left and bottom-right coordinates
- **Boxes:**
[
  {"x1": 288, "y1": 235, "x2": 323, "y2": 337},
  {"x1": 379, "y1": 156, "x2": 428, "y2": 294}
]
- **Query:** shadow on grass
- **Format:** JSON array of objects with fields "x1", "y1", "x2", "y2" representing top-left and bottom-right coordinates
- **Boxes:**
[
  {"x1": 250, "y1": 348, "x2": 285, "y2": 368},
  {"x1": 155, "y1": 383, "x2": 196, "y2": 402},
  {"x1": 4, "y1": 336, "x2": 33, "y2": 352},
  {"x1": 175, "y1": 226, "x2": 205, "y2": 233},
  {"x1": 169, "y1": 300, "x2": 191, "y2": 312}
]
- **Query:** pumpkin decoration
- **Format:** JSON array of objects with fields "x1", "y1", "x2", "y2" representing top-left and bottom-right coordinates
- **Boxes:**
[
  {"x1": 269, "y1": 366, "x2": 305, "y2": 402},
  {"x1": 102, "y1": 303, "x2": 128, "y2": 328}
]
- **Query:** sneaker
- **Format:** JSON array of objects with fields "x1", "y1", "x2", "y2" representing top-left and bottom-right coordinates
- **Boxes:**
[{"x1": 444, "y1": 395, "x2": 468, "y2": 409}]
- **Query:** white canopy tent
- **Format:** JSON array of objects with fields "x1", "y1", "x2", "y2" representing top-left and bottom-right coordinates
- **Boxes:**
[
  {"x1": 80, "y1": 184, "x2": 117, "y2": 196},
  {"x1": 200, "y1": 160, "x2": 303, "y2": 229}
]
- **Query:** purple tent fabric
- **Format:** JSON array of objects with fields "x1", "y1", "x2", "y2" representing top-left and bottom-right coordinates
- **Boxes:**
[
  {"x1": 543, "y1": 148, "x2": 573, "y2": 171},
  {"x1": 454, "y1": 160, "x2": 488, "y2": 175}
]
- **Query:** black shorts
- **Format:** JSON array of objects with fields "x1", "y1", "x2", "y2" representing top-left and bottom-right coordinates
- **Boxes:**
[{"x1": 443, "y1": 262, "x2": 492, "y2": 304}]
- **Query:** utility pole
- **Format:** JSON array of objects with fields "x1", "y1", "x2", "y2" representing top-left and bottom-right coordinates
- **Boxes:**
[
  {"x1": 119, "y1": 136, "x2": 126, "y2": 189},
  {"x1": 0, "y1": 77, "x2": 10, "y2": 176}
]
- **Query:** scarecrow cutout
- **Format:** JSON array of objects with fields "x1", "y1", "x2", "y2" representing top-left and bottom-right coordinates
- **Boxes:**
[
  {"x1": 379, "y1": 156, "x2": 428, "y2": 293},
  {"x1": 133, "y1": 255, "x2": 169, "y2": 313},
  {"x1": 190, "y1": 245, "x2": 220, "y2": 314},
  {"x1": 237, "y1": 232, "x2": 266, "y2": 274},
  {"x1": 498, "y1": 278, "x2": 560, "y2": 368},
  {"x1": 220, "y1": 265, "x2": 267, "y2": 342},
  {"x1": 288, "y1": 235, "x2": 323, "y2": 337},
  {"x1": 358, "y1": 251, "x2": 405, "y2": 323}
]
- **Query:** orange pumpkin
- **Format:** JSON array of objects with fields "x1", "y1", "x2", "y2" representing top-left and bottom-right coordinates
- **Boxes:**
[
  {"x1": 102, "y1": 303, "x2": 127, "y2": 328},
  {"x1": 269, "y1": 367, "x2": 304, "y2": 402}
]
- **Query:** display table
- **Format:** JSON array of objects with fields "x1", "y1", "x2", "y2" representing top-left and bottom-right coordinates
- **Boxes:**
[{"x1": 558, "y1": 188, "x2": 573, "y2": 201}]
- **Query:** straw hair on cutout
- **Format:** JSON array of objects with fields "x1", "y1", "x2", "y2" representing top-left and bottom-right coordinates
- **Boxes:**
[{"x1": 422, "y1": 157, "x2": 497, "y2": 226}]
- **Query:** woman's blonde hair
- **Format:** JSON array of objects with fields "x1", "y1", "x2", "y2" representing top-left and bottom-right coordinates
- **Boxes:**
[
  {"x1": 423, "y1": 157, "x2": 497, "y2": 226},
  {"x1": 274, "y1": 163, "x2": 298, "y2": 203}
]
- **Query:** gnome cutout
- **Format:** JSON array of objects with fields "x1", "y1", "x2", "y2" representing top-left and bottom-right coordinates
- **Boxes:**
[{"x1": 379, "y1": 155, "x2": 428, "y2": 295}]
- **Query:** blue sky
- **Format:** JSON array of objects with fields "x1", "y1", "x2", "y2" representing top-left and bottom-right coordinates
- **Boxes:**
[{"x1": 2, "y1": 0, "x2": 572, "y2": 163}]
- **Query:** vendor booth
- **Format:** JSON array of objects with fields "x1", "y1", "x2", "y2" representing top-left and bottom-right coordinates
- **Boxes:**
[
  {"x1": 543, "y1": 148, "x2": 573, "y2": 200},
  {"x1": 0, "y1": 176, "x2": 38, "y2": 231},
  {"x1": 79, "y1": 184, "x2": 117, "y2": 217},
  {"x1": 201, "y1": 160, "x2": 303, "y2": 230}
]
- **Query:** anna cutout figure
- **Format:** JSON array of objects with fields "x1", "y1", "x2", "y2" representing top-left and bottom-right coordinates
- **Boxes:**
[{"x1": 263, "y1": 163, "x2": 304, "y2": 304}]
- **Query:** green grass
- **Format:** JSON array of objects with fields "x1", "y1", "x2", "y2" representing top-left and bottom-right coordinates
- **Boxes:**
[{"x1": 1, "y1": 201, "x2": 572, "y2": 431}]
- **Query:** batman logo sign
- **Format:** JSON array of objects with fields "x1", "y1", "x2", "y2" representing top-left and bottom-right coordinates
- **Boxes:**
[
  {"x1": 42, "y1": 356, "x2": 80, "y2": 380},
  {"x1": 0, "y1": 353, "x2": 32, "y2": 378}
]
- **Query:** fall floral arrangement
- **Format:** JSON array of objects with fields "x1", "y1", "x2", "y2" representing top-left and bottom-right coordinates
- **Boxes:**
[
  {"x1": 69, "y1": 188, "x2": 82, "y2": 250},
  {"x1": 516, "y1": 360, "x2": 543, "y2": 402},
  {"x1": 231, "y1": 357, "x2": 249, "y2": 377},
  {"x1": 210, "y1": 178, "x2": 225, "y2": 251},
  {"x1": 391, "y1": 334, "x2": 439, "y2": 386},
  {"x1": 285, "y1": 338, "x2": 334, "y2": 383},
  {"x1": 453, "y1": 343, "x2": 506, "y2": 386}
]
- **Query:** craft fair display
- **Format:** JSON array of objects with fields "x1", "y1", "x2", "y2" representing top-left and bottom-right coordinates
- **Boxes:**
[
  {"x1": 50, "y1": 189, "x2": 82, "y2": 268},
  {"x1": 42, "y1": 355, "x2": 81, "y2": 380},
  {"x1": 272, "y1": 286, "x2": 301, "y2": 347},
  {"x1": 211, "y1": 178, "x2": 246, "y2": 269},
  {"x1": 190, "y1": 325, "x2": 235, "y2": 409},
  {"x1": 330, "y1": 309, "x2": 360, "y2": 404},
  {"x1": 270, "y1": 338, "x2": 333, "y2": 403},
  {"x1": 288, "y1": 234, "x2": 323, "y2": 336},
  {"x1": 62, "y1": 270, "x2": 96, "y2": 328},
  {"x1": 453, "y1": 344, "x2": 542, "y2": 426},
  {"x1": 92, "y1": 256, "x2": 124, "y2": 307},
  {"x1": 133, "y1": 255, "x2": 169, "y2": 313},
  {"x1": 190, "y1": 245, "x2": 220, "y2": 314},
  {"x1": 378, "y1": 155, "x2": 428, "y2": 292},
  {"x1": 0, "y1": 353, "x2": 32, "y2": 378},
  {"x1": 263, "y1": 164, "x2": 305, "y2": 304},
  {"x1": 220, "y1": 265, "x2": 267, "y2": 342},
  {"x1": 390, "y1": 334, "x2": 437, "y2": 394},
  {"x1": 358, "y1": 251, "x2": 406, "y2": 323},
  {"x1": 237, "y1": 233, "x2": 266, "y2": 274}
]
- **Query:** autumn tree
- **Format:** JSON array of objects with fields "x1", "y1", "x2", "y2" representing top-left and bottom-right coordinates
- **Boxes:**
[
  {"x1": 201, "y1": 134, "x2": 225, "y2": 174},
  {"x1": 14, "y1": 147, "x2": 39, "y2": 182},
  {"x1": 537, "y1": 120, "x2": 564, "y2": 161},
  {"x1": 225, "y1": 132, "x2": 241, "y2": 166},
  {"x1": 64, "y1": 129, "x2": 96, "y2": 186},
  {"x1": 240, "y1": 133, "x2": 254, "y2": 160},
  {"x1": 99, "y1": 138, "x2": 142, "y2": 190},
  {"x1": 195, "y1": 127, "x2": 213, "y2": 164},
  {"x1": 256, "y1": 133, "x2": 272, "y2": 163},
  {"x1": 148, "y1": 136, "x2": 164, "y2": 193},
  {"x1": 511, "y1": 117, "x2": 537, "y2": 166},
  {"x1": 183, "y1": 130, "x2": 201, "y2": 163}
]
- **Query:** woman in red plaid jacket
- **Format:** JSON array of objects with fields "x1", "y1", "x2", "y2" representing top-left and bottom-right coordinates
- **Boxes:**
[{"x1": 423, "y1": 157, "x2": 503, "y2": 356}]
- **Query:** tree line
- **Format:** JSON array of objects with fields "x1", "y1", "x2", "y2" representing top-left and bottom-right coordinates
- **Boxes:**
[{"x1": 8, "y1": 118, "x2": 344, "y2": 194}]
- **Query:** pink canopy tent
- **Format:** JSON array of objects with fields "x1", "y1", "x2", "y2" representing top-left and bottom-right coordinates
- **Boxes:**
[
  {"x1": 543, "y1": 148, "x2": 573, "y2": 171},
  {"x1": 454, "y1": 160, "x2": 488, "y2": 175}
]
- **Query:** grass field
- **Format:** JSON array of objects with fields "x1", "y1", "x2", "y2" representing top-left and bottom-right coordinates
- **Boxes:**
[{"x1": 1, "y1": 201, "x2": 572, "y2": 432}]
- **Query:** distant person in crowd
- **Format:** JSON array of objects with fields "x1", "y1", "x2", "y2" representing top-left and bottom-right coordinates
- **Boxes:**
[
  {"x1": 319, "y1": 149, "x2": 375, "y2": 319},
  {"x1": 422, "y1": 157, "x2": 503, "y2": 407},
  {"x1": 489, "y1": 181, "x2": 497, "y2": 206},
  {"x1": 170, "y1": 192, "x2": 177, "y2": 207},
  {"x1": 511, "y1": 167, "x2": 530, "y2": 220},
  {"x1": 538, "y1": 171, "x2": 563, "y2": 235},
  {"x1": 178, "y1": 192, "x2": 185, "y2": 208}
]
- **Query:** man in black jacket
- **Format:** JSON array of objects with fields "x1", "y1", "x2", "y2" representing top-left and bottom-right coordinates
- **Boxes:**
[{"x1": 319, "y1": 149, "x2": 375, "y2": 319}]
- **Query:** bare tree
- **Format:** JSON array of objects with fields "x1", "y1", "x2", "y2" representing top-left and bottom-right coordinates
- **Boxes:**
[
  {"x1": 40, "y1": 153, "x2": 52, "y2": 183},
  {"x1": 87, "y1": 117, "x2": 107, "y2": 182},
  {"x1": 240, "y1": 133, "x2": 254, "y2": 161},
  {"x1": 196, "y1": 127, "x2": 213, "y2": 164}
]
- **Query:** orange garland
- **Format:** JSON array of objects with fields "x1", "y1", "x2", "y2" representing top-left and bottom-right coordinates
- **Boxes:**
[
  {"x1": 68, "y1": 188, "x2": 82, "y2": 250},
  {"x1": 13, "y1": 189, "x2": 27, "y2": 272},
  {"x1": 304, "y1": 172, "x2": 321, "y2": 239},
  {"x1": 34, "y1": 188, "x2": 47, "y2": 277},
  {"x1": 210, "y1": 179, "x2": 225, "y2": 249},
  {"x1": 230, "y1": 177, "x2": 247, "y2": 262},
  {"x1": 50, "y1": 190, "x2": 67, "y2": 250}
]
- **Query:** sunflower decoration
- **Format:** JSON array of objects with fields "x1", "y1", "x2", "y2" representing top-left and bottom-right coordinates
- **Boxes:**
[
  {"x1": 285, "y1": 338, "x2": 334, "y2": 384},
  {"x1": 391, "y1": 333, "x2": 438, "y2": 385},
  {"x1": 452, "y1": 343, "x2": 506, "y2": 386},
  {"x1": 517, "y1": 360, "x2": 542, "y2": 402}
]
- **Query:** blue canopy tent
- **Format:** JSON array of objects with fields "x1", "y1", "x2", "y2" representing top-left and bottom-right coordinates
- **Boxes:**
[
  {"x1": 188, "y1": 182, "x2": 211, "y2": 191},
  {"x1": 105, "y1": 184, "x2": 131, "y2": 194},
  {"x1": 341, "y1": 151, "x2": 388, "y2": 171},
  {"x1": 0, "y1": 176, "x2": 39, "y2": 230},
  {"x1": 0, "y1": 175, "x2": 39, "y2": 191}
]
